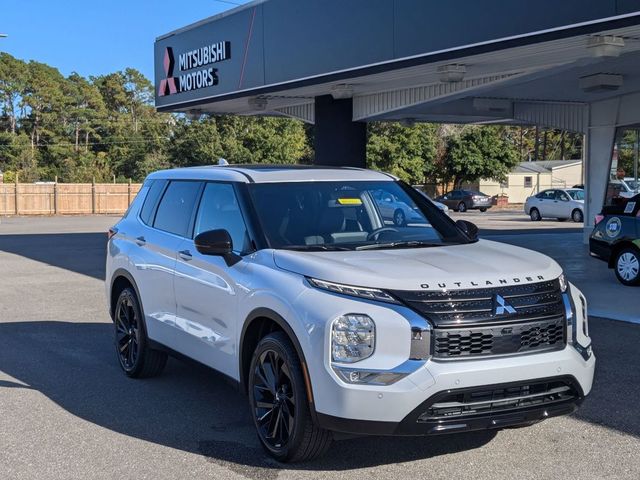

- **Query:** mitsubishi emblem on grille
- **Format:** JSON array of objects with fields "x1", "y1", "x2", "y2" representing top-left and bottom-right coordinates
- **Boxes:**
[{"x1": 493, "y1": 294, "x2": 516, "y2": 316}]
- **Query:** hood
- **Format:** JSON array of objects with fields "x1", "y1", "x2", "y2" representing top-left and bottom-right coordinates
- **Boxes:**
[{"x1": 273, "y1": 239, "x2": 562, "y2": 291}]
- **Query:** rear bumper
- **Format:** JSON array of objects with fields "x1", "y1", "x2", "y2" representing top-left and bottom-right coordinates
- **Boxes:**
[
  {"x1": 318, "y1": 375, "x2": 583, "y2": 436},
  {"x1": 470, "y1": 201, "x2": 492, "y2": 209},
  {"x1": 589, "y1": 238, "x2": 612, "y2": 265}
]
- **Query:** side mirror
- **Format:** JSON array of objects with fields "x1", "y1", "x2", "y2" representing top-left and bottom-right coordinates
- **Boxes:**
[
  {"x1": 456, "y1": 220, "x2": 479, "y2": 241},
  {"x1": 194, "y1": 229, "x2": 241, "y2": 266}
]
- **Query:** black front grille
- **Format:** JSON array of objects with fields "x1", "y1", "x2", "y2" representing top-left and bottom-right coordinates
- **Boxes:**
[
  {"x1": 391, "y1": 280, "x2": 564, "y2": 327},
  {"x1": 391, "y1": 280, "x2": 567, "y2": 359},
  {"x1": 417, "y1": 378, "x2": 579, "y2": 422},
  {"x1": 433, "y1": 317, "x2": 565, "y2": 358}
]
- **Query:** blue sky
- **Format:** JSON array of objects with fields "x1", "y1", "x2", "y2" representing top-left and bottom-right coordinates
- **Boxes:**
[{"x1": 0, "y1": 0, "x2": 251, "y2": 80}]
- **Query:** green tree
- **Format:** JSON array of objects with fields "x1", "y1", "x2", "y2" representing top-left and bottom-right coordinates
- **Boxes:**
[
  {"x1": 367, "y1": 122, "x2": 438, "y2": 184},
  {"x1": 439, "y1": 126, "x2": 520, "y2": 187},
  {"x1": 0, "y1": 53, "x2": 27, "y2": 134}
]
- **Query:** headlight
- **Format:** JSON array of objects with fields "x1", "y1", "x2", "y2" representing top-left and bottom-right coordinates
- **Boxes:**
[
  {"x1": 331, "y1": 314, "x2": 375, "y2": 363},
  {"x1": 308, "y1": 277, "x2": 399, "y2": 304}
]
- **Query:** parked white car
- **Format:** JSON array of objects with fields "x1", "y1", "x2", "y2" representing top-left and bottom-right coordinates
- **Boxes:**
[
  {"x1": 524, "y1": 188, "x2": 585, "y2": 222},
  {"x1": 106, "y1": 166, "x2": 594, "y2": 462}
]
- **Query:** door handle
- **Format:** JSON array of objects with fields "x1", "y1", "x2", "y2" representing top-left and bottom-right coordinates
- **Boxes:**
[
  {"x1": 179, "y1": 250, "x2": 193, "y2": 261},
  {"x1": 135, "y1": 236, "x2": 146, "y2": 246}
]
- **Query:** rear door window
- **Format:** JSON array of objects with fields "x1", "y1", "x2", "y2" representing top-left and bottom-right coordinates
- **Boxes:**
[{"x1": 153, "y1": 181, "x2": 203, "y2": 237}]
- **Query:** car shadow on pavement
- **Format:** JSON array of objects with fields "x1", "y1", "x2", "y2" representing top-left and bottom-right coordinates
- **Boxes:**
[
  {"x1": 0, "y1": 232, "x2": 106, "y2": 280},
  {"x1": 0, "y1": 318, "x2": 638, "y2": 473}
]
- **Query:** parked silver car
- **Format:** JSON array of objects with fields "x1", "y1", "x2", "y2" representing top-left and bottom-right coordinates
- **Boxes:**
[{"x1": 524, "y1": 188, "x2": 584, "y2": 222}]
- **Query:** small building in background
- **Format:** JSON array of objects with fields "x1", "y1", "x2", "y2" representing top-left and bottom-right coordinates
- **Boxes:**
[{"x1": 465, "y1": 160, "x2": 583, "y2": 204}]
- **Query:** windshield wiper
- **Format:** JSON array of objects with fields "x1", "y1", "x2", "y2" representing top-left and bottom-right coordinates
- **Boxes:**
[
  {"x1": 282, "y1": 245, "x2": 352, "y2": 252},
  {"x1": 355, "y1": 241, "x2": 442, "y2": 251}
]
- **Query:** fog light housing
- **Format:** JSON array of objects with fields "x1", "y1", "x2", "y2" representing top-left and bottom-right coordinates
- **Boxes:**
[
  {"x1": 333, "y1": 367, "x2": 406, "y2": 385},
  {"x1": 331, "y1": 314, "x2": 375, "y2": 363}
]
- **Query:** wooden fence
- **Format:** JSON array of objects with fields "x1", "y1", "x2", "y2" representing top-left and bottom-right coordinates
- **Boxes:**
[{"x1": 0, "y1": 182, "x2": 142, "y2": 215}]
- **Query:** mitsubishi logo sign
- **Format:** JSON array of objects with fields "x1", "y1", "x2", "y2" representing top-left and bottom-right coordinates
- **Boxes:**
[
  {"x1": 158, "y1": 42, "x2": 231, "y2": 97},
  {"x1": 493, "y1": 294, "x2": 516, "y2": 316},
  {"x1": 158, "y1": 47, "x2": 178, "y2": 97}
]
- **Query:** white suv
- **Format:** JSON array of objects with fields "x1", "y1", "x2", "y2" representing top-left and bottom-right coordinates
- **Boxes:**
[{"x1": 106, "y1": 165, "x2": 595, "y2": 462}]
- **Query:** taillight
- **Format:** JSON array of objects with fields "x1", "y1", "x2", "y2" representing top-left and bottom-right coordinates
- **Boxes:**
[
  {"x1": 594, "y1": 214, "x2": 604, "y2": 225},
  {"x1": 108, "y1": 227, "x2": 119, "y2": 240}
]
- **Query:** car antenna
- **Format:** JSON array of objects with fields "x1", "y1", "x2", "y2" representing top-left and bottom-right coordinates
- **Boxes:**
[{"x1": 218, "y1": 158, "x2": 229, "y2": 166}]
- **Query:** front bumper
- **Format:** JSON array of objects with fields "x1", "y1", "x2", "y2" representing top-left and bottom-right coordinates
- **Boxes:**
[
  {"x1": 318, "y1": 375, "x2": 583, "y2": 436},
  {"x1": 298, "y1": 279, "x2": 594, "y2": 434}
]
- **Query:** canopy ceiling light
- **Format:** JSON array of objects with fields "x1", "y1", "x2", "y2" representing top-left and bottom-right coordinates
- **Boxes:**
[
  {"x1": 579, "y1": 73, "x2": 623, "y2": 93},
  {"x1": 331, "y1": 84, "x2": 355, "y2": 100},
  {"x1": 587, "y1": 35, "x2": 625, "y2": 58},
  {"x1": 437, "y1": 64, "x2": 466, "y2": 83},
  {"x1": 248, "y1": 97, "x2": 268, "y2": 111}
]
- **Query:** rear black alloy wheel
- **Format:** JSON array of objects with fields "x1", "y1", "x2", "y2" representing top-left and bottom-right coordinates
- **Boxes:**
[
  {"x1": 249, "y1": 332, "x2": 332, "y2": 462},
  {"x1": 458, "y1": 202, "x2": 467, "y2": 213},
  {"x1": 113, "y1": 288, "x2": 167, "y2": 378},
  {"x1": 115, "y1": 291, "x2": 140, "y2": 371}
]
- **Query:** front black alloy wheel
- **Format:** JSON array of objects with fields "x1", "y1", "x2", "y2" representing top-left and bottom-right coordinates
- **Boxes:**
[
  {"x1": 253, "y1": 349, "x2": 295, "y2": 449},
  {"x1": 249, "y1": 332, "x2": 332, "y2": 462},
  {"x1": 113, "y1": 288, "x2": 167, "y2": 378}
]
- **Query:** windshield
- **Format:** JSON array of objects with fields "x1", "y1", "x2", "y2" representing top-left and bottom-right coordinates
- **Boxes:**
[
  {"x1": 567, "y1": 189, "x2": 585, "y2": 200},
  {"x1": 248, "y1": 181, "x2": 470, "y2": 250}
]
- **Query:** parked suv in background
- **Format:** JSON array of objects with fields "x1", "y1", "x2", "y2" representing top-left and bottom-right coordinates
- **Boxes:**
[
  {"x1": 525, "y1": 188, "x2": 584, "y2": 222},
  {"x1": 106, "y1": 165, "x2": 594, "y2": 462},
  {"x1": 436, "y1": 189, "x2": 492, "y2": 212}
]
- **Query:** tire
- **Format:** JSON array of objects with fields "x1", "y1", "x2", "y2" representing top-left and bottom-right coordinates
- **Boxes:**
[
  {"x1": 248, "y1": 332, "x2": 332, "y2": 462},
  {"x1": 393, "y1": 209, "x2": 406, "y2": 227},
  {"x1": 479, "y1": 208, "x2": 487, "y2": 213},
  {"x1": 457, "y1": 202, "x2": 467, "y2": 213},
  {"x1": 614, "y1": 248, "x2": 640, "y2": 286},
  {"x1": 114, "y1": 287, "x2": 167, "y2": 378},
  {"x1": 572, "y1": 209, "x2": 584, "y2": 223},
  {"x1": 529, "y1": 208, "x2": 541, "y2": 221}
]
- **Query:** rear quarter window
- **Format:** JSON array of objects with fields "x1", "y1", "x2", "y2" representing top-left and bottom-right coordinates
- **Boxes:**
[{"x1": 139, "y1": 179, "x2": 167, "y2": 225}]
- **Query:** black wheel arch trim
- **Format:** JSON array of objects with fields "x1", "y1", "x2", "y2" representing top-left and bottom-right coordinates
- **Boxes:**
[
  {"x1": 109, "y1": 269, "x2": 143, "y2": 324},
  {"x1": 240, "y1": 307, "x2": 318, "y2": 422}
]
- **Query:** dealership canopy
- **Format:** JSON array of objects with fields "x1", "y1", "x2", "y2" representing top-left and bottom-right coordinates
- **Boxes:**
[{"x1": 155, "y1": 0, "x2": 640, "y2": 240}]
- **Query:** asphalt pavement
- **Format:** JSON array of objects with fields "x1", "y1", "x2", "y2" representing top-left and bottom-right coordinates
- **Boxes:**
[{"x1": 1, "y1": 214, "x2": 639, "y2": 480}]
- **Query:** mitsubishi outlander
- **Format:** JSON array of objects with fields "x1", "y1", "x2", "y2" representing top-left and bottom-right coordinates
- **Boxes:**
[{"x1": 106, "y1": 165, "x2": 595, "y2": 462}]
